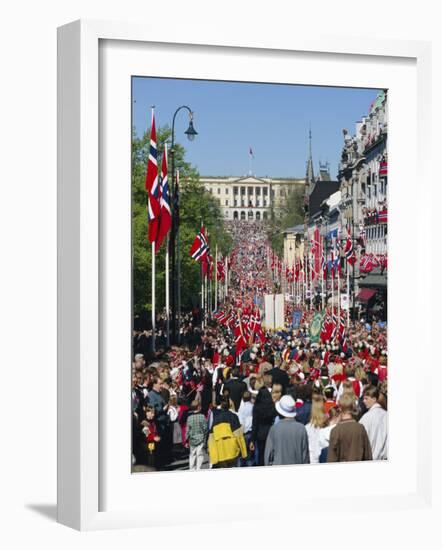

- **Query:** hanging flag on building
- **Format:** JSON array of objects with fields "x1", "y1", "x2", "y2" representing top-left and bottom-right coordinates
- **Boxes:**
[{"x1": 145, "y1": 108, "x2": 161, "y2": 244}]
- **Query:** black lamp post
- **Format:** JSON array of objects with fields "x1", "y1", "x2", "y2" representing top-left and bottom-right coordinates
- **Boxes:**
[{"x1": 169, "y1": 106, "x2": 198, "y2": 345}]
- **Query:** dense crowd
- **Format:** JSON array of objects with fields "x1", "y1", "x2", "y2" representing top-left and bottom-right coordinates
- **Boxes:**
[{"x1": 132, "y1": 221, "x2": 388, "y2": 471}]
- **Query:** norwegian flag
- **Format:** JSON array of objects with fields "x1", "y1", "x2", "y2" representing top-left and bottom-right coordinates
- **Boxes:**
[
  {"x1": 155, "y1": 145, "x2": 172, "y2": 253},
  {"x1": 190, "y1": 226, "x2": 209, "y2": 262},
  {"x1": 234, "y1": 313, "x2": 248, "y2": 356},
  {"x1": 145, "y1": 109, "x2": 161, "y2": 243},
  {"x1": 378, "y1": 208, "x2": 388, "y2": 223},
  {"x1": 311, "y1": 226, "x2": 321, "y2": 256},
  {"x1": 321, "y1": 311, "x2": 333, "y2": 343},
  {"x1": 379, "y1": 253, "x2": 388, "y2": 273},
  {"x1": 360, "y1": 253, "x2": 377, "y2": 273},
  {"x1": 214, "y1": 310, "x2": 227, "y2": 324},
  {"x1": 371, "y1": 254, "x2": 380, "y2": 268},
  {"x1": 331, "y1": 310, "x2": 339, "y2": 341},
  {"x1": 344, "y1": 236, "x2": 357, "y2": 266},
  {"x1": 253, "y1": 307, "x2": 266, "y2": 344},
  {"x1": 203, "y1": 253, "x2": 214, "y2": 278},
  {"x1": 217, "y1": 260, "x2": 225, "y2": 281},
  {"x1": 295, "y1": 259, "x2": 300, "y2": 281},
  {"x1": 379, "y1": 157, "x2": 388, "y2": 177}
]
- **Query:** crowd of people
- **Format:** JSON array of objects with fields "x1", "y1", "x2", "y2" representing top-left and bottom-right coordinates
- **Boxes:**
[{"x1": 132, "y1": 221, "x2": 388, "y2": 472}]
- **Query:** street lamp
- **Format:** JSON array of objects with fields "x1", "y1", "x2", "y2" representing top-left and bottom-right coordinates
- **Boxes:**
[{"x1": 169, "y1": 106, "x2": 198, "y2": 345}]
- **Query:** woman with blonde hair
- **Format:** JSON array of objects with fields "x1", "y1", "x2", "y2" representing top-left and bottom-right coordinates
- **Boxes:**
[{"x1": 305, "y1": 394, "x2": 328, "y2": 464}]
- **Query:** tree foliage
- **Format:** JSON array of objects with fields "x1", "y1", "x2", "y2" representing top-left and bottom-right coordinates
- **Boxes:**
[
  {"x1": 268, "y1": 186, "x2": 304, "y2": 256},
  {"x1": 132, "y1": 126, "x2": 232, "y2": 321}
]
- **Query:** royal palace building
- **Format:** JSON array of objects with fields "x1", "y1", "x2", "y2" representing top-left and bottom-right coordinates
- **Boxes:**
[{"x1": 200, "y1": 175, "x2": 305, "y2": 221}]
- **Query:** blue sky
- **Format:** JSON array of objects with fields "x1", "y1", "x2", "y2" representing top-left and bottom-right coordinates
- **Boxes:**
[{"x1": 132, "y1": 77, "x2": 380, "y2": 179}]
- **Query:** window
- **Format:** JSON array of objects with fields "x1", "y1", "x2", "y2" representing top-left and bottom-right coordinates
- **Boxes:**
[
  {"x1": 256, "y1": 187, "x2": 261, "y2": 195},
  {"x1": 263, "y1": 199, "x2": 267, "y2": 207},
  {"x1": 248, "y1": 187, "x2": 253, "y2": 196},
  {"x1": 241, "y1": 187, "x2": 246, "y2": 196},
  {"x1": 263, "y1": 211, "x2": 268, "y2": 220},
  {"x1": 233, "y1": 211, "x2": 238, "y2": 220},
  {"x1": 218, "y1": 188, "x2": 221, "y2": 194},
  {"x1": 263, "y1": 187, "x2": 268, "y2": 196},
  {"x1": 240, "y1": 211, "x2": 246, "y2": 220},
  {"x1": 233, "y1": 186, "x2": 238, "y2": 195},
  {"x1": 225, "y1": 188, "x2": 228, "y2": 194},
  {"x1": 234, "y1": 199, "x2": 237, "y2": 207},
  {"x1": 225, "y1": 200, "x2": 228, "y2": 206},
  {"x1": 248, "y1": 210, "x2": 254, "y2": 220},
  {"x1": 256, "y1": 211, "x2": 261, "y2": 220}
]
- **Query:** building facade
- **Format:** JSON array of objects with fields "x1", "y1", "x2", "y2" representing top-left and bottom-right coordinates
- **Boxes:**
[
  {"x1": 200, "y1": 175, "x2": 305, "y2": 221},
  {"x1": 338, "y1": 89, "x2": 388, "y2": 255}
]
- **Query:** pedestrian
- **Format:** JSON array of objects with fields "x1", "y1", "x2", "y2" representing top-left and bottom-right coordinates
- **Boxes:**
[
  {"x1": 359, "y1": 385, "x2": 388, "y2": 460},
  {"x1": 222, "y1": 366, "x2": 247, "y2": 412},
  {"x1": 327, "y1": 393, "x2": 373, "y2": 462},
  {"x1": 186, "y1": 400, "x2": 208, "y2": 470},
  {"x1": 305, "y1": 394, "x2": 328, "y2": 464},
  {"x1": 250, "y1": 387, "x2": 276, "y2": 466},
  {"x1": 264, "y1": 395, "x2": 310, "y2": 466},
  {"x1": 238, "y1": 391, "x2": 255, "y2": 466},
  {"x1": 208, "y1": 394, "x2": 247, "y2": 468}
]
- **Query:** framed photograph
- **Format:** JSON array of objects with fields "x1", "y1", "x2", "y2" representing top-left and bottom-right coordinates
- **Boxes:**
[{"x1": 57, "y1": 19, "x2": 432, "y2": 531}]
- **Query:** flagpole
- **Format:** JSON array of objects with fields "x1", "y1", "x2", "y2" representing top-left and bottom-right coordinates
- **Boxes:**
[
  {"x1": 225, "y1": 255, "x2": 228, "y2": 302},
  {"x1": 321, "y1": 245, "x2": 325, "y2": 312},
  {"x1": 337, "y1": 262, "x2": 341, "y2": 320},
  {"x1": 151, "y1": 242, "x2": 156, "y2": 353},
  {"x1": 176, "y1": 170, "x2": 181, "y2": 344},
  {"x1": 165, "y1": 235, "x2": 170, "y2": 347},
  {"x1": 201, "y1": 262, "x2": 204, "y2": 330},
  {"x1": 215, "y1": 244, "x2": 218, "y2": 311},
  {"x1": 346, "y1": 258, "x2": 350, "y2": 329}
]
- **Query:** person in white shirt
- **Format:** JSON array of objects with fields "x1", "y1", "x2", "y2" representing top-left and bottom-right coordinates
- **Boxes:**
[
  {"x1": 359, "y1": 385, "x2": 388, "y2": 460},
  {"x1": 237, "y1": 391, "x2": 255, "y2": 466}
]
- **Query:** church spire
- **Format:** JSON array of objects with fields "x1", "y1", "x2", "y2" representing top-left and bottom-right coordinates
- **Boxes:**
[{"x1": 306, "y1": 124, "x2": 315, "y2": 191}]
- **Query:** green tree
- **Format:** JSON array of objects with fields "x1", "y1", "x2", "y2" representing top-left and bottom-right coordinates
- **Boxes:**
[
  {"x1": 132, "y1": 125, "x2": 232, "y2": 322},
  {"x1": 268, "y1": 186, "x2": 304, "y2": 255}
]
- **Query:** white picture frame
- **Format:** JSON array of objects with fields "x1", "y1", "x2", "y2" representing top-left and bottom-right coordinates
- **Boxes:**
[{"x1": 57, "y1": 19, "x2": 433, "y2": 531}]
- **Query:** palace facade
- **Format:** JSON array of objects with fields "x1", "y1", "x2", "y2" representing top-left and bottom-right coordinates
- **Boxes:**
[{"x1": 200, "y1": 175, "x2": 305, "y2": 221}]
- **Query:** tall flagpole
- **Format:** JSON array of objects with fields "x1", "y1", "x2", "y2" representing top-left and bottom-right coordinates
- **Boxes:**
[
  {"x1": 337, "y1": 264, "x2": 341, "y2": 320},
  {"x1": 151, "y1": 242, "x2": 156, "y2": 353},
  {"x1": 346, "y1": 258, "x2": 350, "y2": 329},
  {"x1": 176, "y1": 169, "x2": 181, "y2": 344},
  {"x1": 215, "y1": 244, "x2": 218, "y2": 311},
  {"x1": 201, "y1": 262, "x2": 205, "y2": 329},
  {"x1": 321, "y1": 239, "x2": 325, "y2": 312},
  {"x1": 225, "y1": 255, "x2": 228, "y2": 301},
  {"x1": 165, "y1": 236, "x2": 170, "y2": 347}
]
